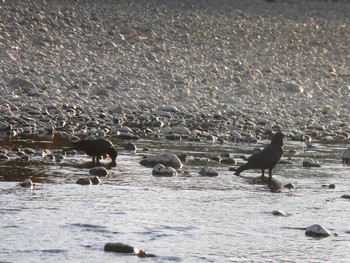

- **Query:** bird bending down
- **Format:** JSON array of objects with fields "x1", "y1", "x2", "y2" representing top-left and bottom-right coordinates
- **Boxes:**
[
  {"x1": 71, "y1": 138, "x2": 117, "y2": 167},
  {"x1": 235, "y1": 132, "x2": 284, "y2": 177}
]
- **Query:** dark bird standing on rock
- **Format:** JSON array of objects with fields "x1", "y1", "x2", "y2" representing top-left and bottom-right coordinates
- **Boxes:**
[
  {"x1": 235, "y1": 132, "x2": 284, "y2": 177},
  {"x1": 71, "y1": 138, "x2": 117, "y2": 167}
]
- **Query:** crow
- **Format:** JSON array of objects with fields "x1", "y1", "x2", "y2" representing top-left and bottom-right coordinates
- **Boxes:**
[
  {"x1": 235, "y1": 132, "x2": 284, "y2": 177},
  {"x1": 71, "y1": 138, "x2": 117, "y2": 167}
]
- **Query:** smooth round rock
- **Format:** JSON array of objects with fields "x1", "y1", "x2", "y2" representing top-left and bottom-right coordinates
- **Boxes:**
[
  {"x1": 76, "y1": 178, "x2": 92, "y2": 185},
  {"x1": 19, "y1": 179, "x2": 34, "y2": 188},
  {"x1": 305, "y1": 224, "x2": 331, "y2": 237},
  {"x1": 90, "y1": 176, "x2": 101, "y2": 185},
  {"x1": 152, "y1": 164, "x2": 177, "y2": 177},
  {"x1": 199, "y1": 167, "x2": 219, "y2": 177},
  {"x1": 284, "y1": 183, "x2": 295, "y2": 189},
  {"x1": 89, "y1": 166, "x2": 109, "y2": 177},
  {"x1": 272, "y1": 210, "x2": 286, "y2": 216},
  {"x1": 124, "y1": 142, "x2": 137, "y2": 152}
]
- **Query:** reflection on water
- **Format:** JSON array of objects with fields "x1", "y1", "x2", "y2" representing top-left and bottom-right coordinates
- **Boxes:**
[{"x1": 0, "y1": 134, "x2": 349, "y2": 262}]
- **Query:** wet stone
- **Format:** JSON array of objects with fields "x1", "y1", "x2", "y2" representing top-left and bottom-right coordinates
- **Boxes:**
[
  {"x1": 305, "y1": 224, "x2": 331, "y2": 237},
  {"x1": 89, "y1": 166, "x2": 109, "y2": 177},
  {"x1": 199, "y1": 167, "x2": 219, "y2": 177},
  {"x1": 284, "y1": 183, "x2": 295, "y2": 189},
  {"x1": 19, "y1": 178, "x2": 34, "y2": 188},
  {"x1": 76, "y1": 178, "x2": 92, "y2": 185},
  {"x1": 90, "y1": 176, "x2": 101, "y2": 185},
  {"x1": 152, "y1": 164, "x2": 177, "y2": 177},
  {"x1": 302, "y1": 158, "x2": 321, "y2": 168},
  {"x1": 124, "y1": 142, "x2": 137, "y2": 152}
]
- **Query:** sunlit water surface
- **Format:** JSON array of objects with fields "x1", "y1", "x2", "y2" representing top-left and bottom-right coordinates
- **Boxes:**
[{"x1": 1, "y1": 136, "x2": 349, "y2": 262}]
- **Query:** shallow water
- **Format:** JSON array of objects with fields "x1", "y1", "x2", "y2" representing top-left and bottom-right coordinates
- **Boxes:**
[{"x1": 0, "y1": 135, "x2": 349, "y2": 262}]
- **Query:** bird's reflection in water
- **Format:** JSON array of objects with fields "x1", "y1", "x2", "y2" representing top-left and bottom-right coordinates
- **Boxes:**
[{"x1": 244, "y1": 175, "x2": 282, "y2": 193}]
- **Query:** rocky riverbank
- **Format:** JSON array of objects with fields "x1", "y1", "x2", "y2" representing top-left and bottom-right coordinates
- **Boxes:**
[{"x1": 1, "y1": 0, "x2": 350, "y2": 143}]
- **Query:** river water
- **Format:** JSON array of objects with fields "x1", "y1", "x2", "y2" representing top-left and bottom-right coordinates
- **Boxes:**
[{"x1": 0, "y1": 135, "x2": 349, "y2": 262}]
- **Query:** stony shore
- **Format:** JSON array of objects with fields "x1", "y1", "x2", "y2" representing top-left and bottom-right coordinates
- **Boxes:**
[{"x1": 1, "y1": 0, "x2": 350, "y2": 143}]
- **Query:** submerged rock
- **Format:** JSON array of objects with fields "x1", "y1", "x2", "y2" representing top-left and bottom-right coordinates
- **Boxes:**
[
  {"x1": 89, "y1": 166, "x2": 109, "y2": 177},
  {"x1": 90, "y1": 176, "x2": 101, "y2": 185},
  {"x1": 272, "y1": 210, "x2": 286, "y2": 216},
  {"x1": 302, "y1": 158, "x2": 321, "y2": 168},
  {"x1": 305, "y1": 224, "x2": 331, "y2": 237},
  {"x1": 76, "y1": 178, "x2": 92, "y2": 185},
  {"x1": 104, "y1": 242, "x2": 154, "y2": 258},
  {"x1": 342, "y1": 148, "x2": 350, "y2": 164},
  {"x1": 124, "y1": 142, "x2": 137, "y2": 152},
  {"x1": 152, "y1": 164, "x2": 177, "y2": 177},
  {"x1": 199, "y1": 167, "x2": 219, "y2": 177},
  {"x1": 284, "y1": 183, "x2": 295, "y2": 189},
  {"x1": 19, "y1": 178, "x2": 35, "y2": 188}
]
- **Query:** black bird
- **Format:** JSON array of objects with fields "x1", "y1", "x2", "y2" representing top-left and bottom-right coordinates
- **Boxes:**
[
  {"x1": 235, "y1": 132, "x2": 284, "y2": 177},
  {"x1": 71, "y1": 138, "x2": 117, "y2": 167}
]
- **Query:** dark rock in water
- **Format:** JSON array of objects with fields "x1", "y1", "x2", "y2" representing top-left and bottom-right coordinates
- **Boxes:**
[
  {"x1": 221, "y1": 157, "x2": 236, "y2": 165},
  {"x1": 90, "y1": 176, "x2": 101, "y2": 185},
  {"x1": 152, "y1": 164, "x2": 177, "y2": 177},
  {"x1": 199, "y1": 167, "x2": 219, "y2": 177},
  {"x1": 305, "y1": 224, "x2": 331, "y2": 237},
  {"x1": 89, "y1": 166, "x2": 109, "y2": 177},
  {"x1": 210, "y1": 156, "x2": 221, "y2": 163},
  {"x1": 302, "y1": 158, "x2": 321, "y2": 167},
  {"x1": 341, "y1": 194, "x2": 350, "y2": 199},
  {"x1": 235, "y1": 132, "x2": 284, "y2": 177},
  {"x1": 76, "y1": 178, "x2": 92, "y2": 185},
  {"x1": 71, "y1": 138, "x2": 117, "y2": 167},
  {"x1": 322, "y1": 184, "x2": 336, "y2": 189},
  {"x1": 342, "y1": 148, "x2": 350, "y2": 164},
  {"x1": 228, "y1": 167, "x2": 236, "y2": 172},
  {"x1": 165, "y1": 134, "x2": 181, "y2": 141},
  {"x1": 104, "y1": 242, "x2": 135, "y2": 253},
  {"x1": 104, "y1": 242, "x2": 155, "y2": 258},
  {"x1": 19, "y1": 178, "x2": 34, "y2": 188},
  {"x1": 284, "y1": 183, "x2": 295, "y2": 189},
  {"x1": 176, "y1": 152, "x2": 188, "y2": 162},
  {"x1": 124, "y1": 142, "x2": 137, "y2": 152},
  {"x1": 272, "y1": 210, "x2": 286, "y2": 216}
]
